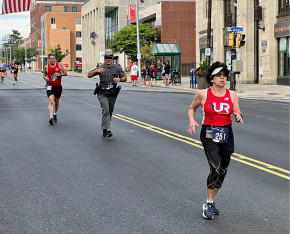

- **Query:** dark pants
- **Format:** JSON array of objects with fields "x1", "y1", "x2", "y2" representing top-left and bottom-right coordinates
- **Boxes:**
[
  {"x1": 200, "y1": 127, "x2": 234, "y2": 189},
  {"x1": 97, "y1": 94, "x2": 117, "y2": 130}
]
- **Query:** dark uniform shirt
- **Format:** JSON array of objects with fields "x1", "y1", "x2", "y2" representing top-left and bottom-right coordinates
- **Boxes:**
[{"x1": 93, "y1": 64, "x2": 126, "y2": 87}]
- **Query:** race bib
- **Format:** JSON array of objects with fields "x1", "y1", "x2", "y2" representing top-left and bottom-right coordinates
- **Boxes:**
[
  {"x1": 46, "y1": 86, "x2": 52, "y2": 91},
  {"x1": 105, "y1": 82, "x2": 116, "y2": 90},
  {"x1": 51, "y1": 74, "x2": 57, "y2": 81},
  {"x1": 212, "y1": 127, "x2": 229, "y2": 143}
]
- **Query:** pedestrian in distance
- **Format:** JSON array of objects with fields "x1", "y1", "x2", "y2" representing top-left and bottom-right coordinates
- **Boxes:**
[
  {"x1": 164, "y1": 60, "x2": 171, "y2": 86},
  {"x1": 141, "y1": 65, "x2": 147, "y2": 87},
  {"x1": 87, "y1": 49, "x2": 127, "y2": 138},
  {"x1": 157, "y1": 60, "x2": 162, "y2": 80},
  {"x1": 10, "y1": 58, "x2": 19, "y2": 85},
  {"x1": 43, "y1": 53, "x2": 67, "y2": 125},
  {"x1": 130, "y1": 62, "x2": 138, "y2": 87},
  {"x1": 188, "y1": 61, "x2": 243, "y2": 220},
  {"x1": 149, "y1": 64, "x2": 157, "y2": 87},
  {"x1": 161, "y1": 62, "x2": 166, "y2": 86}
]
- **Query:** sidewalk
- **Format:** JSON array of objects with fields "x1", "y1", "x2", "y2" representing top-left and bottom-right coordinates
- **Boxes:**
[{"x1": 67, "y1": 71, "x2": 290, "y2": 102}]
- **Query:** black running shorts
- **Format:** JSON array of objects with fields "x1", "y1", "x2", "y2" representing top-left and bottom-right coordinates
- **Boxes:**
[
  {"x1": 46, "y1": 85, "x2": 62, "y2": 99},
  {"x1": 200, "y1": 125, "x2": 234, "y2": 157}
]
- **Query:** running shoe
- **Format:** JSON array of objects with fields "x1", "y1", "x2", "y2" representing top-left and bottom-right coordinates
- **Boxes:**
[
  {"x1": 212, "y1": 202, "x2": 220, "y2": 215},
  {"x1": 49, "y1": 118, "x2": 54, "y2": 125},
  {"x1": 103, "y1": 129, "x2": 113, "y2": 137},
  {"x1": 53, "y1": 114, "x2": 57, "y2": 123},
  {"x1": 203, "y1": 202, "x2": 214, "y2": 220}
]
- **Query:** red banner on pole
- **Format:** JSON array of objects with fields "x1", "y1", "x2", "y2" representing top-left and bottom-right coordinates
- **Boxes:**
[
  {"x1": 1, "y1": 0, "x2": 31, "y2": 15},
  {"x1": 128, "y1": 4, "x2": 136, "y2": 20},
  {"x1": 37, "y1": 40, "x2": 42, "y2": 48}
]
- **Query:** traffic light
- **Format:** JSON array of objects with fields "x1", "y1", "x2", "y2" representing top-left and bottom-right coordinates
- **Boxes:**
[
  {"x1": 229, "y1": 32, "x2": 234, "y2": 47},
  {"x1": 237, "y1": 33, "x2": 246, "y2": 48}
]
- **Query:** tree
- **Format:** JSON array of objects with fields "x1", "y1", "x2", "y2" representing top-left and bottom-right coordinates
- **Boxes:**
[
  {"x1": 109, "y1": 23, "x2": 157, "y2": 61},
  {"x1": 48, "y1": 44, "x2": 70, "y2": 63},
  {"x1": 140, "y1": 42, "x2": 155, "y2": 67},
  {"x1": 12, "y1": 47, "x2": 39, "y2": 65},
  {"x1": 2, "y1": 30, "x2": 23, "y2": 50}
]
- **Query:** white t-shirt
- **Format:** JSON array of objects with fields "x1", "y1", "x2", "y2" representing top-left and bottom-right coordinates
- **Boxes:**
[{"x1": 131, "y1": 65, "x2": 138, "y2": 76}]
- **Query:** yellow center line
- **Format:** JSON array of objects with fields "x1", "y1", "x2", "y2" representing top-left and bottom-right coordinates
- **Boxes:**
[
  {"x1": 20, "y1": 80, "x2": 45, "y2": 91},
  {"x1": 113, "y1": 114, "x2": 290, "y2": 180}
]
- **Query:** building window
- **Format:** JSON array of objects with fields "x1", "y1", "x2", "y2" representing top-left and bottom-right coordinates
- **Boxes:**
[
  {"x1": 278, "y1": 37, "x2": 290, "y2": 77},
  {"x1": 76, "y1": 57, "x2": 82, "y2": 61},
  {"x1": 64, "y1": 6, "x2": 67, "y2": 12},
  {"x1": 224, "y1": 0, "x2": 236, "y2": 27},
  {"x1": 105, "y1": 8, "x2": 118, "y2": 49},
  {"x1": 72, "y1": 6, "x2": 77, "y2": 12},
  {"x1": 45, "y1": 6, "x2": 51, "y2": 12},
  {"x1": 75, "y1": 18, "x2": 81, "y2": 25},
  {"x1": 76, "y1": 31, "x2": 82, "y2": 37},
  {"x1": 76, "y1": 44, "x2": 82, "y2": 50},
  {"x1": 51, "y1": 18, "x2": 56, "y2": 24},
  {"x1": 278, "y1": 0, "x2": 290, "y2": 15}
]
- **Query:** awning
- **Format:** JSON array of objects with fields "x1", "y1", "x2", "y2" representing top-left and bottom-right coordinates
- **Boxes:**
[{"x1": 150, "y1": 43, "x2": 181, "y2": 56}]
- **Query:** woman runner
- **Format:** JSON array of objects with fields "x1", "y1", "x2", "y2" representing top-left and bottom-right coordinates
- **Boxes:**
[{"x1": 188, "y1": 61, "x2": 243, "y2": 220}]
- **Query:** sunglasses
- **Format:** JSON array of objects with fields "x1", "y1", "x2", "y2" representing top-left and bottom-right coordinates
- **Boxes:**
[
  {"x1": 215, "y1": 72, "x2": 228, "y2": 77},
  {"x1": 104, "y1": 56, "x2": 113, "y2": 59}
]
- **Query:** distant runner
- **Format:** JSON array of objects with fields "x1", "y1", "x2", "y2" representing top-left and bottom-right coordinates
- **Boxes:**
[
  {"x1": 10, "y1": 58, "x2": 19, "y2": 85},
  {"x1": 0, "y1": 60, "x2": 5, "y2": 83}
]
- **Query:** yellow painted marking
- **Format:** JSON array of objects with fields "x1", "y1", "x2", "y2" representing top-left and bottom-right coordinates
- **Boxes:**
[
  {"x1": 114, "y1": 114, "x2": 290, "y2": 180},
  {"x1": 20, "y1": 80, "x2": 45, "y2": 91}
]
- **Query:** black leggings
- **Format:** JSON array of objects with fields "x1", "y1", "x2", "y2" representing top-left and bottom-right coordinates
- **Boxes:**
[{"x1": 200, "y1": 126, "x2": 234, "y2": 189}]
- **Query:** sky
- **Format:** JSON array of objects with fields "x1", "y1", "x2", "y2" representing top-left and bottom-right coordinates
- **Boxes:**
[{"x1": 0, "y1": 0, "x2": 30, "y2": 44}]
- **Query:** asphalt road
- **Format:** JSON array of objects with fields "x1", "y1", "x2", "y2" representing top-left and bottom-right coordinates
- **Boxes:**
[{"x1": 0, "y1": 73, "x2": 289, "y2": 233}]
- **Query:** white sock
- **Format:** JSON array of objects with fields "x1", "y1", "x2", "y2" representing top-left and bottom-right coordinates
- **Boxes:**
[
  {"x1": 207, "y1": 200, "x2": 214, "y2": 204},
  {"x1": 54, "y1": 112, "x2": 57, "y2": 115}
]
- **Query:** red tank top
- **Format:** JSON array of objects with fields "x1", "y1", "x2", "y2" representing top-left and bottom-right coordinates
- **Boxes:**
[
  {"x1": 47, "y1": 63, "x2": 62, "y2": 86},
  {"x1": 203, "y1": 88, "x2": 233, "y2": 126}
]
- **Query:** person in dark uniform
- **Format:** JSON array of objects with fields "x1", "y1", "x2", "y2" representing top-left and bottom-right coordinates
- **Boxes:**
[{"x1": 87, "y1": 49, "x2": 127, "y2": 137}]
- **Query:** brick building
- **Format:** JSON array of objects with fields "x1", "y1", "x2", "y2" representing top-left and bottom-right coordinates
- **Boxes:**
[{"x1": 30, "y1": 0, "x2": 86, "y2": 71}]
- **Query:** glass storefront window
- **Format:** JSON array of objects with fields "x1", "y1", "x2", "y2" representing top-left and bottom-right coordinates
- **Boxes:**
[
  {"x1": 278, "y1": 37, "x2": 290, "y2": 77},
  {"x1": 105, "y1": 8, "x2": 118, "y2": 49}
]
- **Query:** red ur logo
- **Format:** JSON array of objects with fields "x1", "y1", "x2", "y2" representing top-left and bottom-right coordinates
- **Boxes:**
[{"x1": 209, "y1": 101, "x2": 230, "y2": 114}]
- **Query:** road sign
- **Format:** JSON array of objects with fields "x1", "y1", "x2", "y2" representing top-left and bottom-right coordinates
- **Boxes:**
[
  {"x1": 205, "y1": 48, "x2": 211, "y2": 56},
  {"x1": 227, "y1": 27, "x2": 243, "y2": 32},
  {"x1": 137, "y1": 53, "x2": 141, "y2": 60}
]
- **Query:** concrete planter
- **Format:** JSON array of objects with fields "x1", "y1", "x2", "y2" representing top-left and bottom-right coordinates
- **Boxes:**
[{"x1": 196, "y1": 75, "x2": 210, "y2": 89}]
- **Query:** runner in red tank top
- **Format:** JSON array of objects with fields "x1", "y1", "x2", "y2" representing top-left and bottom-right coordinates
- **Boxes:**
[
  {"x1": 188, "y1": 61, "x2": 243, "y2": 220},
  {"x1": 43, "y1": 53, "x2": 67, "y2": 125}
]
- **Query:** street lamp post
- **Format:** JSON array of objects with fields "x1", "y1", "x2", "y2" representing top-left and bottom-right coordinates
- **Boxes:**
[
  {"x1": 24, "y1": 39, "x2": 27, "y2": 73},
  {"x1": 135, "y1": 0, "x2": 141, "y2": 83}
]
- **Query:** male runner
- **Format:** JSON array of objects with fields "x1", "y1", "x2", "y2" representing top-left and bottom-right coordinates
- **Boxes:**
[
  {"x1": 43, "y1": 53, "x2": 67, "y2": 124},
  {"x1": 10, "y1": 59, "x2": 19, "y2": 85}
]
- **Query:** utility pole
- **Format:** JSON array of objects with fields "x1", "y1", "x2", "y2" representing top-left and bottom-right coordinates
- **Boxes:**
[
  {"x1": 25, "y1": 39, "x2": 27, "y2": 73},
  {"x1": 206, "y1": 0, "x2": 212, "y2": 69},
  {"x1": 230, "y1": 0, "x2": 238, "y2": 90},
  {"x1": 135, "y1": 0, "x2": 141, "y2": 83}
]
